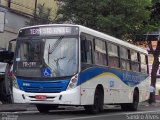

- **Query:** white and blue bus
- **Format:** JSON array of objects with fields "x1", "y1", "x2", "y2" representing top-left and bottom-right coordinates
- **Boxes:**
[{"x1": 12, "y1": 24, "x2": 150, "y2": 113}]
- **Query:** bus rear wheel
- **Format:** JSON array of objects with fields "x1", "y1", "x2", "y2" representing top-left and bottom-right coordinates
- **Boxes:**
[
  {"x1": 84, "y1": 86, "x2": 104, "y2": 114},
  {"x1": 121, "y1": 89, "x2": 139, "y2": 111}
]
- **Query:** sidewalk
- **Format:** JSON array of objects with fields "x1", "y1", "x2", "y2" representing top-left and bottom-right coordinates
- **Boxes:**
[
  {"x1": 139, "y1": 100, "x2": 160, "y2": 107},
  {"x1": 0, "y1": 104, "x2": 37, "y2": 112}
]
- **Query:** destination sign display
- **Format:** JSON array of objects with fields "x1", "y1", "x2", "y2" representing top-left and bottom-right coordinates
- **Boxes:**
[{"x1": 18, "y1": 26, "x2": 79, "y2": 37}]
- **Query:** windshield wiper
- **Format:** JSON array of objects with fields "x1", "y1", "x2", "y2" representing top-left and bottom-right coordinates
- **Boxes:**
[
  {"x1": 48, "y1": 44, "x2": 50, "y2": 63},
  {"x1": 48, "y1": 36, "x2": 64, "y2": 63},
  {"x1": 48, "y1": 36, "x2": 64, "y2": 54},
  {"x1": 54, "y1": 56, "x2": 66, "y2": 76}
]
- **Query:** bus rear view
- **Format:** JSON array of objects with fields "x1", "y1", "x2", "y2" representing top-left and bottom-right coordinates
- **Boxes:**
[{"x1": 12, "y1": 25, "x2": 80, "y2": 112}]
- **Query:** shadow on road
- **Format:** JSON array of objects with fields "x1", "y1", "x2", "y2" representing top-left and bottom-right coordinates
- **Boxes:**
[{"x1": 26, "y1": 107, "x2": 124, "y2": 116}]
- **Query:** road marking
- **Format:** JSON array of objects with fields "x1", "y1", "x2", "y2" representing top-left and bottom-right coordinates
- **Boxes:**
[
  {"x1": 56, "y1": 110, "x2": 160, "y2": 120},
  {"x1": 125, "y1": 110, "x2": 160, "y2": 115},
  {"x1": 1, "y1": 109, "x2": 160, "y2": 120},
  {"x1": 0, "y1": 111, "x2": 38, "y2": 114}
]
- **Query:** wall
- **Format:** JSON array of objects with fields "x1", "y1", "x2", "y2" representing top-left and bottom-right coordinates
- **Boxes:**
[
  {"x1": 0, "y1": 0, "x2": 57, "y2": 16},
  {"x1": 0, "y1": 7, "x2": 29, "y2": 48},
  {"x1": 0, "y1": 0, "x2": 58, "y2": 48}
]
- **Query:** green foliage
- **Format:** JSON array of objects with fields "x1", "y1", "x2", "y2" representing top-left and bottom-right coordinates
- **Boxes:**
[
  {"x1": 55, "y1": 0, "x2": 160, "y2": 102},
  {"x1": 152, "y1": 0, "x2": 160, "y2": 4},
  {"x1": 57, "y1": 0, "x2": 153, "y2": 40},
  {"x1": 26, "y1": 3, "x2": 53, "y2": 25},
  {"x1": 150, "y1": 1, "x2": 160, "y2": 24}
]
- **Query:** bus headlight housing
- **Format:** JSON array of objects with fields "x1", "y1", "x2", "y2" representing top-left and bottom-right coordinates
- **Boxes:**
[{"x1": 67, "y1": 74, "x2": 78, "y2": 90}]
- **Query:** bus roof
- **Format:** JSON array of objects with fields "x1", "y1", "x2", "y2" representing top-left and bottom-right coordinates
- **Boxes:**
[{"x1": 20, "y1": 24, "x2": 148, "y2": 54}]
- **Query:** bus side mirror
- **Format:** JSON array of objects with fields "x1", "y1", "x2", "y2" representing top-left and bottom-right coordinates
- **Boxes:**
[{"x1": 8, "y1": 39, "x2": 16, "y2": 52}]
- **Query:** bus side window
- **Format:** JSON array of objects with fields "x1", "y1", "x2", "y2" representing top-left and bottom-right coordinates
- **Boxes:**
[
  {"x1": 108, "y1": 43, "x2": 119, "y2": 68},
  {"x1": 140, "y1": 53, "x2": 147, "y2": 73},
  {"x1": 131, "y1": 51, "x2": 139, "y2": 72},
  {"x1": 94, "y1": 39, "x2": 107, "y2": 65},
  {"x1": 120, "y1": 47, "x2": 130, "y2": 70},
  {"x1": 81, "y1": 39, "x2": 92, "y2": 64}
]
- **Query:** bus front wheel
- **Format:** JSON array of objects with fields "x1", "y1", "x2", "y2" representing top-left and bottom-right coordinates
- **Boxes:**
[
  {"x1": 36, "y1": 104, "x2": 58, "y2": 113},
  {"x1": 36, "y1": 104, "x2": 51, "y2": 113},
  {"x1": 84, "y1": 86, "x2": 104, "y2": 114}
]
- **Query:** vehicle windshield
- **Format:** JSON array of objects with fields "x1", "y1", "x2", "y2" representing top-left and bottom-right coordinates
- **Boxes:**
[
  {"x1": 17, "y1": 40, "x2": 42, "y2": 62},
  {"x1": 43, "y1": 37, "x2": 78, "y2": 77},
  {"x1": 14, "y1": 37, "x2": 78, "y2": 78}
]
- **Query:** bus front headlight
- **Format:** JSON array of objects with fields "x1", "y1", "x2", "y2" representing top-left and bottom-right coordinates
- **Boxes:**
[{"x1": 67, "y1": 74, "x2": 78, "y2": 90}]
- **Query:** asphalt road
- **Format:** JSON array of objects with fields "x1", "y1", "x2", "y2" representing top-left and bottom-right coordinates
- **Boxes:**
[{"x1": 1, "y1": 105, "x2": 160, "y2": 120}]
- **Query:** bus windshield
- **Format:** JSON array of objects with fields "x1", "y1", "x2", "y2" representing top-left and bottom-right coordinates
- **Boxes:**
[{"x1": 14, "y1": 37, "x2": 78, "y2": 78}]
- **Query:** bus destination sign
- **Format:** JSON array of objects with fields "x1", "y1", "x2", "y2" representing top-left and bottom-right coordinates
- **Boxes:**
[{"x1": 18, "y1": 26, "x2": 79, "y2": 37}]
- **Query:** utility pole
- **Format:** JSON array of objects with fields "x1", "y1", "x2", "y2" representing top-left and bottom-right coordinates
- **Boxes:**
[
  {"x1": 33, "y1": 0, "x2": 38, "y2": 24},
  {"x1": 8, "y1": 0, "x2": 11, "y2": 8},
  {"x1": 34, "y1": 0, "x2": 38, "y2": 16},
  {"x1": 0, "y1": 11, "x2": 5, "y2": 33}
]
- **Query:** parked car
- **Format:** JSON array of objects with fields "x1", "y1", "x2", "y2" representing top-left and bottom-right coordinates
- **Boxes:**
[{"x1": 0, "y1": 39, "x2": 16, "y2": 103}]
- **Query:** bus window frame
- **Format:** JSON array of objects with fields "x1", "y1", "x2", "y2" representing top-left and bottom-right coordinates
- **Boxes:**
[
  {"x1": 14, "y1": 35, "x2": 80, "y2": 78},
  {"x1": 93, "y1": 38, "x2": 107, "y2": 66},
  {"x1": 79, "y1": 32, "x2": 149, "y2": 75},
  {"x1": 140, "y1": 53, "x2": 148, "y2": 73},
  {"x1": 80, "y1": 34, "x2": 93, "y2": 64},
  {"x1": 108, "y1": 42, "x2": 120, "y2": 69},
  {"x1": 119, "y1": 46, "x2": 130, "y2": 70}
]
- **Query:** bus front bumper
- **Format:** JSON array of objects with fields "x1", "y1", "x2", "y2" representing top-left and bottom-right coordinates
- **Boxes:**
[{"x1": 13, "y1": 87, "x2": 81, "y2": 105}]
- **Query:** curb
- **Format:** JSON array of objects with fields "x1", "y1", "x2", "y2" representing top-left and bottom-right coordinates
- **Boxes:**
[{"x1": 139, "y1": 100, "x2": 160, "y2": 107}]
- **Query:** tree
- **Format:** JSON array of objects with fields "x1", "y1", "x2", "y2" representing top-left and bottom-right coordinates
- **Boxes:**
[
  {"x1": 146, "y1": 0, "x2": 160, "y2": 102},
  {"x1": 26, "y1": 3, "x2": 57, "y2": 25},
  {"x1": 56, "y1": 0, "x2": 160, "y2": 102},
  {"x1": 56, "y1": 0, "x2": 151, "y2": 40}
]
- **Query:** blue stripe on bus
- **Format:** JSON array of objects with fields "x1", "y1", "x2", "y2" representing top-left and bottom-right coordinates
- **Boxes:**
[
  {"x1": 17, "y1": 79, "x2": 70, "y2": 93},
  {"x1": 16, "y1": 67, "x2": 148, "y2": 93},
  {"x1": 78, "y1": 67, "x2": 148, "y2": 87}
]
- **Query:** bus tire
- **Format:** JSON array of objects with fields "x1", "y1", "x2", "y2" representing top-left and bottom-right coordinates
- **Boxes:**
[
  {"x1": 36, "y1": 104, "x2": 58, "y2": 113},
  {"x1": 36, "y1": 104, "x2": 51, "y2": 113},
  {"x1": 84, "y1": 86, "x2": 104, "y2": 114},
  {"x1": 121, "y1": 89, "x2": 139, "y2": 111},
  {"x1": 129, "y1": 89, "x2": 139, "y2": 111},
  {"x1": 121, "y1": 103, "x2": 129, "y2": 111}
]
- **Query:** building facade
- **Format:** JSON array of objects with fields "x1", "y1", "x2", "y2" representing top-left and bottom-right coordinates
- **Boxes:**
[
  {"x1": 0, "y1": 0, "x2": 57, "y2": 17},
  {"x1": 0, "y1": 0, "x2": 57, "y2": 48}
]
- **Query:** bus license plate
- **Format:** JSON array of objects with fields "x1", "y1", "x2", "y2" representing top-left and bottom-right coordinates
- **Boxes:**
[{"x1": 35, "y1": 95, "x2": 47, "y2": 100}]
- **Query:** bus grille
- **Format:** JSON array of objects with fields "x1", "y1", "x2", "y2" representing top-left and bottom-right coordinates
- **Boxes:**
[
  {"x1": 23, "y1": 86, "x2": 63, "y2": 93},
  {"x1": 17, "y1": 79, "x2": 70, "y2": 93}
]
